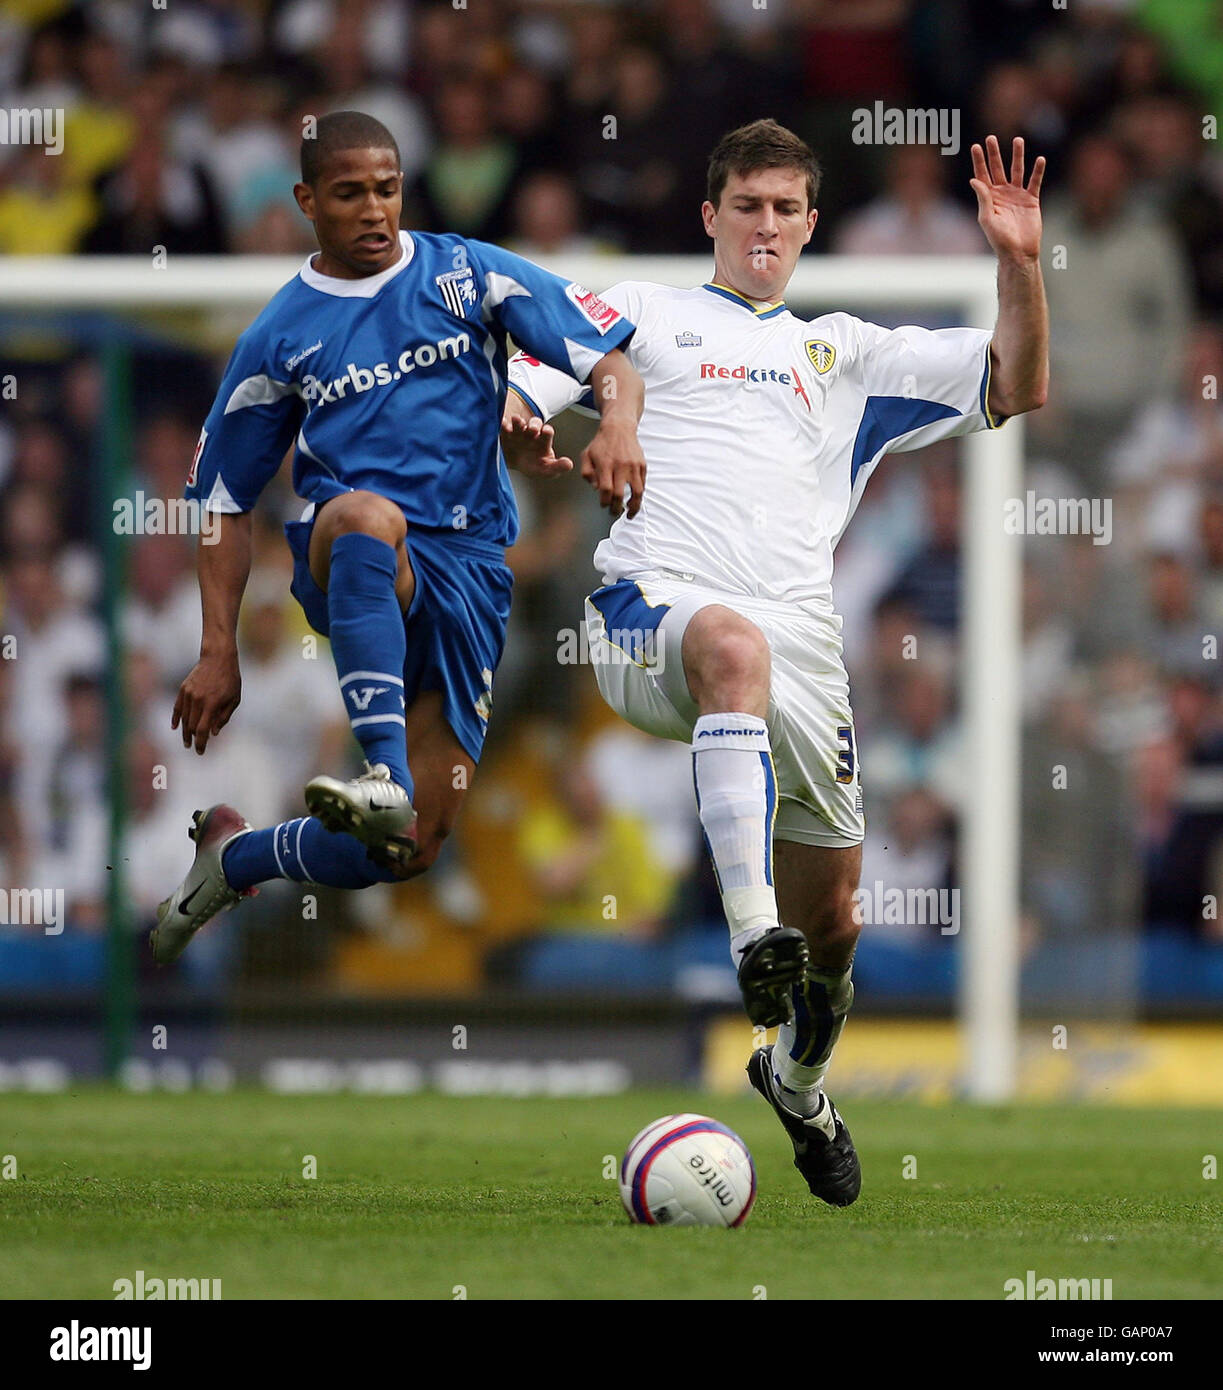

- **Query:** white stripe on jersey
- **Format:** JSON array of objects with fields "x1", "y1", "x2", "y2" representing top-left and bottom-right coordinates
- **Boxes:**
[{"x1": 224, "y1": 374, "x2": 298, "y2": 414}]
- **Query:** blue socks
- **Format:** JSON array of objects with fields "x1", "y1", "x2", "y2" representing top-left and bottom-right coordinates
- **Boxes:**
[
  {"x1": 223, "y1": 819, "x2": 399, "y2": 890},
  {"x1": 327, "y1": 532, "x2": 412, "y2": 796},
  {"x1": 220, "y1": 531, "x2": 417, "y2": 894}
]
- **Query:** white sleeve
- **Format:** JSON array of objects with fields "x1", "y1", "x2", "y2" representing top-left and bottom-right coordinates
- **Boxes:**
[
  {"x1": 507, "y1": 351, "x2": 587, "y2": 420},
  {"x1": 508, "y1": 282, "x2": 644, "y2": 422},
  {"x1": 847, "y1": 317, "x2": 1004, "y2": 451}
]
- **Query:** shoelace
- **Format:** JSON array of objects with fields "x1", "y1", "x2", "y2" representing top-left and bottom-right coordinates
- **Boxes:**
[
  {"x1": 356, "y1": 762, "x2": 410, "y2": 801},
  {"x1": 184, "y1": 877, "x2": 243, "y2": 924}
]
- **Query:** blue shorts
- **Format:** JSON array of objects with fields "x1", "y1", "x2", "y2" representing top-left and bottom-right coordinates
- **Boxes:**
[{"x1": 285, "y1": 515, "x2": 513, "y2": 765}]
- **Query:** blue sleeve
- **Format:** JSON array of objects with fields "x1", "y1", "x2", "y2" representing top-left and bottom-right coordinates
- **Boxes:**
[
  {"x1": 471, "y1": 241, "x2": 634, "y2": 384},
  {"x1": 186, "y1": 324, "x2": 304, "y2": 512}
]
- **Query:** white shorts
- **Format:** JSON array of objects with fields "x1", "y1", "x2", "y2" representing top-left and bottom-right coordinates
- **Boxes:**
[{"x1": 584, "y1": 572, "x2": 865, "y2": 848}]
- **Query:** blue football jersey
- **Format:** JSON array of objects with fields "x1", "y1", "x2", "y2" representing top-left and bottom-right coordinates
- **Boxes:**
[{"x1": 186, "y1": 231, "x2": 634, "y2": 546}]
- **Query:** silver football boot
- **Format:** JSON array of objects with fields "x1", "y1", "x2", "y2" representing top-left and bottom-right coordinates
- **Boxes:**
[{"x1": 304, "y1": 761, "x2": 418, "y2": 871}]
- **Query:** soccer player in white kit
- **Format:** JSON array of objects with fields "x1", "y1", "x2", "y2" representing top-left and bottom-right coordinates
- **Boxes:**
[{"x1": 503, "y1": 121, "x2": 1049, "y2": 1205}]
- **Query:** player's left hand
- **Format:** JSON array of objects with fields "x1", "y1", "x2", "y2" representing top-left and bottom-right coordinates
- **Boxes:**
[
  {"x1": 581, "y1": 418, "x2": 647, "y2": 519},
  {"x1": 500, "y1": 412, "x2": 574, "y2": 478},
  {"x1": 970, "y1": 135, "x2": 1044, "y2": 262}
]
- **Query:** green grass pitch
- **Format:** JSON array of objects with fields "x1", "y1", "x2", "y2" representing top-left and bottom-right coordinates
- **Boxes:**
[{"x1": 1, "y1": 1089, "x2": 1218, "y2": 1299}]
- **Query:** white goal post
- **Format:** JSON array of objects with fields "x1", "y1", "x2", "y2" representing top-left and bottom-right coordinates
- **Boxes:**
[{"x1": 0, "y1": 254, "x2": 1022, "y2": 1101}]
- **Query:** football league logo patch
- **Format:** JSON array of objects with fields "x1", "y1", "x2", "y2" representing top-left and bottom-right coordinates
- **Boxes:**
[
  {"x1": 675, "y1": 331, "x2": 702, "y2": 348},
  {"x1": 187, "y1": 427, "x2": 206, "y2": 488},
  {"x1": 805, "y1": 339, "x2": 836, "y2": 374},
  {"x1": 436, "y1": 267, "x2": 477, "y2": 317},
  {"x1": 566, "y1": 283, "x2": 621, "y2": 334}
]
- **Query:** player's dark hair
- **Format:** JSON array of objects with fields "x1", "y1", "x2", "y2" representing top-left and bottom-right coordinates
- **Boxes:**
[
  {"x1": 301, "y1": 110, "x2": 400, "y2": 185},
  {"x1": 707, "y1": 119, "x2": 822, "y2": 210}
]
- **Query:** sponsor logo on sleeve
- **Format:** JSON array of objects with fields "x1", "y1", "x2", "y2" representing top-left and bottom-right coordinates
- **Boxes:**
[{"x1": 566, "y1": 283, "x2": 621, "y2": 334}]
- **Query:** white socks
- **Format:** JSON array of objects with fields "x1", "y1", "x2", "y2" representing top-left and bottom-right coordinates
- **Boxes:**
[
  {"x1": 691, "y1": 713, "x2": 779, "y2": 966},
  {"x1": 690, "y1": 712, "x2": 854, "y2": 1121}
]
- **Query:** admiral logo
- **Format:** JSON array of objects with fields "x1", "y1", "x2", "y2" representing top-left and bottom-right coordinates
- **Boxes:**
[
  {"x1": 675, "y1": 331, "x2": 702, "y2": 348},
  {"x1": 436, "y1": 267, "x2": 477, "y2": 317},
  {"x1": 284, "y1": 339, "x2": 322, "y2": 372},
  {"x1": 566, "y1": 283, "x2": 621, "y2": 334},
  {"x1": 805, "y1": 340, "x2": 836, "y2": 374},
  {"x1": 698, "y1": 362, "x2": 812, "y2": 411}
]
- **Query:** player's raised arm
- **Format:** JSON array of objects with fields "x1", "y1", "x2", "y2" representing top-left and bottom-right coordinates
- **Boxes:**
[
  {"x1": 970, "y1": 134, "x2": 1049, "y2": 419},
  {"x1": 172, "y1": 513, "x2": 251, "y2": 754}
]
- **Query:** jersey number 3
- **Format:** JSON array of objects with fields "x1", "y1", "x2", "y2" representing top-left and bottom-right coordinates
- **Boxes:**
[{"x1": 835, "y1": 725, "x2": 855, "y2": 784}]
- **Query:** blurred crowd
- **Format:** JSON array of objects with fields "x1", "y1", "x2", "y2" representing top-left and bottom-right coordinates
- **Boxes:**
[{"x1": 2, "y1": 0, "x2": 1223, "y2": 995}]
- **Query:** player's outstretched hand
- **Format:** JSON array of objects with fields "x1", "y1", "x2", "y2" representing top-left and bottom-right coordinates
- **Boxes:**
[
  {"x1": 581, "y1": 418, "x2": 647, "y2": 519},
  {"x1": 970, "y1": 134, "x2": 1044, "y2": 262},
  {"x1": 172, "y1": 653, "x2": 241, "y2": 755},
  {"x1": 500, "y1": 412, "x2": 574, "y2": 478}
]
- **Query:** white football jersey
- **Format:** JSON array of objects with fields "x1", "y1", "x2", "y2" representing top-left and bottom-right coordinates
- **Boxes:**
[{"x1": 508, "y1": 280, "x2": 1002, "y2": 612}]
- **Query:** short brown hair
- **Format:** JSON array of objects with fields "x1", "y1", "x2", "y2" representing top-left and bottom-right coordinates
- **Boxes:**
[{"x1": 706, "y1": 119, "x2": 821, "y2": 210}]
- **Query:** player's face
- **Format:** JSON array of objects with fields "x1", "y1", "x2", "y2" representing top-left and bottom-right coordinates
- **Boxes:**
[
  {"x1": 294, "y1": 148, "x2": 404, "y2": 279},
  {"x1": 702, "y1": 168, "x2": 817, "y2": 302}
]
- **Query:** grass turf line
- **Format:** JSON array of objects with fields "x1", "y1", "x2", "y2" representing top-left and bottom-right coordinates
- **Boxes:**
[{"x1": 0, "y1": 1089, "x2": 1218, "y2": 1299}]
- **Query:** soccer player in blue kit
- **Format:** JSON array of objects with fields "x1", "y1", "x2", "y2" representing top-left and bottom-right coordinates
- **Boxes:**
[{"x1": 151, "y1": 111, "x2": 645, "y2": 964}]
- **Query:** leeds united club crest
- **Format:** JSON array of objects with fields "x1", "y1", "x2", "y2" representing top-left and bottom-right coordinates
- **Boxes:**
[{"x1": 804, "y1": 339, "x2": 836, "y2": 374}]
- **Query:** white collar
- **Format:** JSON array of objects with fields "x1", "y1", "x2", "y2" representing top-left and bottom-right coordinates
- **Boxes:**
[{"x1": 299, "y1": 230, "x2": 415, "y2": 298}]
